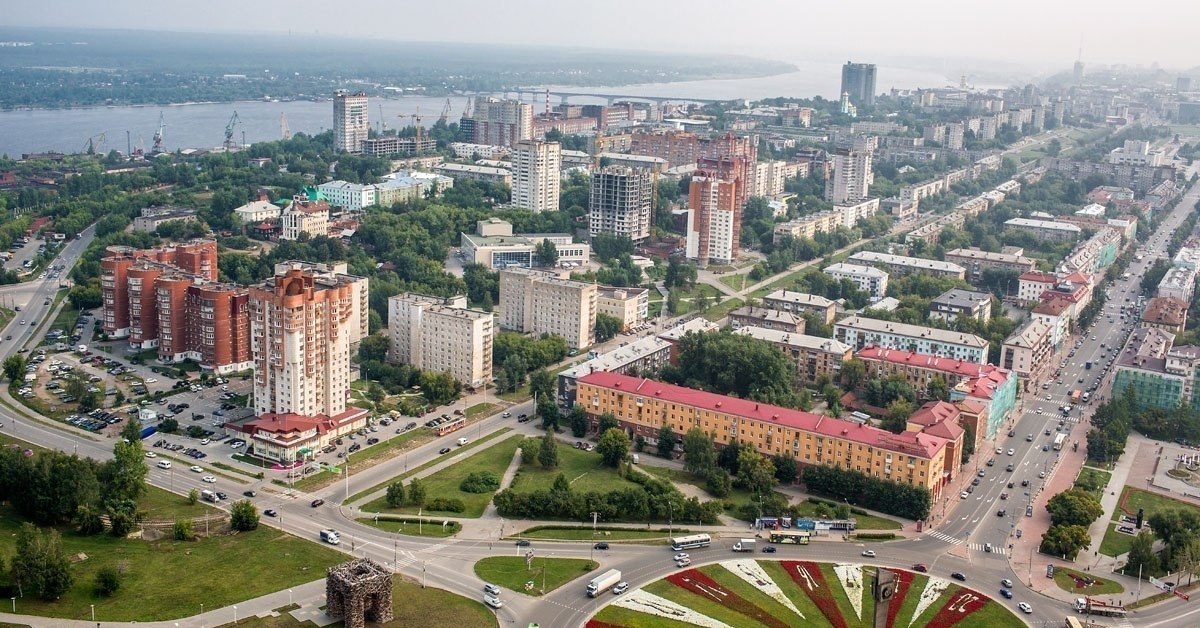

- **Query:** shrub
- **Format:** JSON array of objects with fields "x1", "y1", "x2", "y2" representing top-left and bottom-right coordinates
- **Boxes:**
[
  {"x1": 424, "y1": 497, "x2": 466, "y2": 513},
  {"x1": 94, "y1": 567, "x2": 121, "y2": 597},
  {"x1": 460, "y1": 471, "x2": 501, "y2": 494}
]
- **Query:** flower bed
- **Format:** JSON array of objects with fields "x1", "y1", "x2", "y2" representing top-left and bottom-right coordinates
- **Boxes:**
[
  {"x1": 781, "y1": 561, "x2": 848, "y2": 628},
  {"x1": 910, "y1": 577, "x2": 951, "y2": 626},
  {"x1": 885, "y1": 569, "x2": 916, "y2": 628},
  {"x1": 610, "y1": 589, "x2": 733, "y2": 628},
  {"x1": 833, "y1": 563, "x2": 865, "y2": 619},
  {"x1": 665, "y1": 569, "x2": 792, "y2": 628},
  {"x1": 923, "y1": 587, "x2": 987, "y2": 628},
  {"x1": 719, "y1": 559, "x2": 807, "y2": 621}
]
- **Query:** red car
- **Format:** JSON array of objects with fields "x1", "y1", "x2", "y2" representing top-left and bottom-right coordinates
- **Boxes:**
[{"x1": 912, "y1": 563, "x2": 928, "y2": 573}]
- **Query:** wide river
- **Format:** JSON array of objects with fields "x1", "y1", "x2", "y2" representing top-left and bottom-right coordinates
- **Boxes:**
[{"x1": 0, "y1": 60, "x2": 953, "y2": 157}]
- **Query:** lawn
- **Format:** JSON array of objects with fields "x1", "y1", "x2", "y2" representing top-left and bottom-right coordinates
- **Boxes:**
[
  {"x1": 507, "y1": 441, "x2": 637, "y2": 495},
  {"x1": 350, "y1": 428, "x2": 513, "y2": 507},
  {"x1": 1100, "y1": 486, "x2": 1200, "y2": 557},
  {"x1": 702, "y1": 297, "x2": 744, "y2": 322},
  {"x1": 0, "y1": 508, "x2": 345, "y2": 622},
  {"x1": 357, "y1": 517, "x2": 462, "y2": 538},
  {"x1": 213, "y1": 577, "x2": 497, "y2": 628},
  {"x1": 517, "y1": 525, "x2": 678, "y2": 542},
  {"x1": 1073, "y1": 467, "x2": 1112, "y2": 498},
  {"x1": 473, "y1": 556, "x2": 598, "y2": 597},
  {"x1": 1052, "y1": 567, "x2": 1124, "y2": 595},
  {"x1": 280, "y1": 426, "x2": 439, "y2": 492},
  {"x1": 138, "y1": 484, "x2": 218, "y2": 520},
  {"x1": 466, "y1": 402, "x2": 500, "y2": 418},
  {"x1": 792, "y1": 500, "x2": 901, "y2": 531},
  {"x1": 360, "y1": 434, "x2": 522, "y2": 517},
  {"x1": 719, "y1": 274, "x2": 748, "y2": 292},
  {"x1": 667, "y1": 284, "x2": 722, "y2": 314}
]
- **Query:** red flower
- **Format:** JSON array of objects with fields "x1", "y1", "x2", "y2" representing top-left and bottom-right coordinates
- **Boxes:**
[
  {"x1": 665, "y1": 569, "x2": 793, "y2": 628},
  {"x1": 585, "y1": 621, "x2": 625, "y2": 628},
  {"x1": 885, "y1": 569, "x2": 916, "y2": 628},
  {"x1": 922, "y1": 587, "x2": 988, "y2": 628},
  {"x1": 780, "y1": 561, "x2": 848, "y2": 628}
]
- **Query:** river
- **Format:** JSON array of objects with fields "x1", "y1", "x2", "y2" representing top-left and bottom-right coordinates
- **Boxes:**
[{"x1": 0, "y1": 60, "x2": 954, "y2": 157}]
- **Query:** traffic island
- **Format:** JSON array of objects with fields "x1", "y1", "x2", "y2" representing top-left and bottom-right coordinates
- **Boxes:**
[
  {"x1": 1051, "y1": 567, "x2": 1124, "y2": 596},
  {"x1": 474, "y1": 556, "x2": 599, "y2": 597}
]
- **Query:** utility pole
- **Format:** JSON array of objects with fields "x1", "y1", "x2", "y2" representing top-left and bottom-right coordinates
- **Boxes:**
[{"x1": 590, "y1": 511, "x2": 600, "y2": 561}]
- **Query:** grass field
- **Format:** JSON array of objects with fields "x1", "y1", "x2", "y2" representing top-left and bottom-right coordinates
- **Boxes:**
[
  {"x1": 1052, "y1": 567, "x2": 1124, "y2": 595},
  {"x1": 1073, "y1": 467, "x2": 1112, "y2": 498},
  {"x1": 719, "y1": 274, "x2": 748, "y2": 292},
  {"x1": 351, "y1": 428, "x2": 513, "y2": 507},
  {"x1": 473, "y1": 556, "x2": 598, "y2": 597},
  {"x1": 137, "y1": 484, "x2": 218, "y2": 520},
  {"x1": 212, "y1": 577, "x2": 497, "y2": 628},
  {"x1": 466, "y1": 402, "x2": 500, "y2": 418},
  {"x1": 517, "y1": 525, "x2": 678, "y2": 542},
  {"x1": 279, "y1": 426, "x2": 439, "y2": 493},
  {"x1": 360, "y1": 434, "x2": 522, "y2": 517},
  {"x1": 702, "y1": 297, "x2": 744, "y2": 322},
  {"x1": 507, "y1": 441, "x2": 637, "y2": 495},
  {"x1": 357, "y1": 517, "x2": 462, "y2": 538},
  {"x1": 0, "y1": 507, "x2": 345, "y2": 622},
  {"x1": 1100, "y1": 486, "x2": 1200, "y2": 557}
]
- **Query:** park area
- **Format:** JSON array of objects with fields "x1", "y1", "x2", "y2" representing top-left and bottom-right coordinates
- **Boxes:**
[{"x1": 1100, "y1": 486, "x2": 1200, "y2": 557}]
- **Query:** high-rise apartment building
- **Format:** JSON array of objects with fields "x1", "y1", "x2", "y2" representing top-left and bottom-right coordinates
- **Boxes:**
[
  {"x1": 629, "y1": 129, "x2": 701, "y2": 167},
  {"x1": 825, "y1": 145, "x2": 874, "y2": 204},
  {"x1": 840, "y1": 62, "x2": 877, "y2": 107},
  {"x1": 387, "y1": 293, "x2": 494, "y2": 389},
  {"x1": 698, "y1": 132, "x2": 757, "y2": 210},
  {"x1": 248, "y1": 263, "x2": 367, "y2": 419},
  {"x1": 469, "y1": 97, "x2": 533, "y2": 148},
  {"x1": 685, "y1": 175, "x2": 739, "y2": 267},
  {"x1": 499, "y1": 268, "x2": 596, "y2": 349},
  {"x1": 512, "y1": 140, "x2": 561, "y2": 212},
  {"x1": 589, "y1": 165, "x2": 653, "y2": 243},
  {"x1": 333, "y1": 91, "x2": 369, "y2": 154}
]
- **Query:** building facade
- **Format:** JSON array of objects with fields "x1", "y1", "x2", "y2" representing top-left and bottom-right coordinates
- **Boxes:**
[
  {"x1": 469, "y1": 97, "x2": 533, "y2": 148},
  {"x1": 762, "y1": 290, "x2": 838, "y2": 325},
  {"x1": 929, "y1": 289, "x2": 993, "y2": 323},
  {"x1": 686, "y1": 175, "x2": 739, "y2": 266},
  {"x1": 1111, "y1": 327, "x2": 1200, "y2": 410},
  {"x1": 556, "y1": 336, "x2": 672, "y2": 406},
  {"x1": 835, "y1": 316, "x2": 990, "y2": 364},
  {"x1": 589, "y1": 165, "x2": 653, "y2": 243},
  {"x1": 848, "y1": 251, "x2": 966, "y2": 280},
  {"x1": 386, "y1": 293, "x2": 494, "y2": 389},
  {"x1": 944, "y1": 248, "x2": 1038, "y2": 283},
  {"x1": 279, "y1": 199, "x2": 330, "y2": 241},
  {"x1": 460, "y1": 219, "x2": 588, "y2": 269},
  {"x1": 512, "y1": 140, "x2": 562, "y2": 212},
  {"x1": 826, "y1": 146, "x2": 874, "y2": 204},
  {"x1": 333, "y1": 91, "x2": 369, "y2": 154},
  {"x1": 733, "y1": 326, "x2": 852, "y2": 388},
  {"x1": 822, "y1": 263, "x2": 889, "y2": 298},
  {"x1": 499, "y1": 268, "x2": 597, "y2": 349},
  {"x1": 596, "y1": 287, "x2": 649, "y2": 332},
  {"x1": 841, "y1": 62, "x2": 877, "y2": 107}
]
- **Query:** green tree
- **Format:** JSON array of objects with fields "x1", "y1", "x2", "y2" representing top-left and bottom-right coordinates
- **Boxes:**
[
  {"x1": 366, "y1": 382, "x2": 387, "y2": 408},
  {"x1": 1045, "y1": 490, "x2": 1104, "y2": 527},
  {"x1": 1126, "y1": 531, "x2": 1159, "y2": 576},
  {"x1": 735, "y1": 447, "x2": 777, "y2": 496},
  {"x1": 187, "y1": 488, "x2": 199, "y2": 505},
  {"x1": 666, "y1": 290, "x2": 682, "y2": 314},
  {"x1": 159, "y1": 417, "x2": 179, "y2": 433},
  {"x1": 538, "y1": 431, "x2": 560, "y2": 468},
  {"x1": 882, "y1": 399, "x2": 914, "y2": 434},
  {"x1": 660, "y1": 329, "x2": 801, "y2": 408},
  {"x1": 705, "y1": 468, "x2": 733, "y2": 497},
  {"x1": 683, "y1": 428, "x2": 717, "y2": 476},
  {"x1": 1039, "y1": 524, "x2": 1091, "y2": 559},
  {"x1": 418, "y1": 370, "x2": 461, "y2": 406},
  {"x1": 597, "y1": 412, "x2": 619, "y2": 434},
  {"x1": 596, "y1": 427, "x2": 631, "y2": 467},
  {"x1": 529, "y1": 368, "x2": 555, "y2": 404},
  {"x1": 595, "y1": 313, "x2": 623, "y2": 343},
  {"x1": 772, "y1": 454, "x2": 798, "y2": 484},
  {"x1": 537, "y1": 397, "x2": 561, "y2": 431},
  {"x1": 840, "y1": 359, "x2": 867, "y2": 390},
  {"x1": 656, "y1": 424, "x2": 677, "y2": 458},
  {"x1": 3, "y1": 354, "x2": 26, "y2": 382},
  {"x1": 567, "y1": 406, "x2": 589, "y2": 438},
  {"x1": 105, "y1": 419, "x2": 148, "y2": 503},
  {"x1": 408, "y1": 477, "x2": 427, "y2": 507},
  {"x1": 230, "y1": 500, "x2": 260, "y2": 531},
  {"x1": 358, "y1": 333, "x2": 390, "y2": 363},
  {"x1": 386, "y1": 481, "x2": 407, "y2": 507},
  {"x1": 67, "y1": 282, "x2": 103, "y2": 310},
  {"x1": 927, "y1": 375, "x2": 951, "y2": 401},
  {"x1": 536, "y1": 238, "x2": 559, "y2": 266},
  {"x1": 11, "y1": 523, "x2": 73, "y2": 600}
]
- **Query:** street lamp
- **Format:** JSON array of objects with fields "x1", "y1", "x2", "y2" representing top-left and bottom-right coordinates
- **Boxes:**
[{"x1": 232, "y1": 605, "x2": 238, "y2": 624}]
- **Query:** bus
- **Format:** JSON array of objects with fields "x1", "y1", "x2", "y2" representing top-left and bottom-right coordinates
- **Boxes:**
[
  {"x1": 1064, "y1": 617, "x2": 1085, "y2": 628},
  {"x1": 769, "y1": 530, "x2": 811, "y2": 545},
  {"x1": 1053, "y1": 433, "x2": 1067, "y2": 451},
  {"x1": 670, "y1": 534, "x2": 712, "y2": 551},
  {"x1": 434, "y1": 416, "x2": 467, "y2": 436}
]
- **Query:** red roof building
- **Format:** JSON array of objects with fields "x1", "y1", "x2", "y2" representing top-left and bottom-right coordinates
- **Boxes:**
[{"x1": 227, "y1": 407, "x2": 370, "y2": 463}]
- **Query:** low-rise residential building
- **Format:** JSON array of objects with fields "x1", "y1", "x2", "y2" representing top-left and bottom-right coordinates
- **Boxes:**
[
  {"x1": 279, "y1": 199, "x2": 330, "y2": 241},
  {"x1": 1111, "y1": 327, "x2": 1200, "y2": 410},
  {"x1": 835, "y1": 316, "x2": 990, "y2": 364},
  {"x1": 131, "y1": 207, "x2": 198, "y2": 233},
  {"x1": 847, "y1": 251, "x2": 966, "y2": 280},
  {"x1": 1174, "y1": 246, "x2": 1200, "y2": 271},
  {"x1": 575, "y1": 371, "x2": 960, "y2": 499},
  {"x1": 656, "y1": 318, "x2": 720, "y2": 364},
  {"x1": 556, "y1": 335, "x2": 672, "y2": 405},
  {"x1": 728, "y1": 306, "x2": 806, "y2": 334},
  {"x1": 499, "y1": 268, "x2": 597, "y2": 350},
  {"x1": 596, "y1": 287, "x2": 649, "y2": 332},
  {"x1": 1142, "y1": 296, "x2": 1189, "y2": 334},
  {"x1": 1057, "y1": 227, "x2": 1122, "y2": 276},
  {"x1": 460, "y1": 218, "x2": 589, "y2": 269},
  {"x1": 1017, "y1": 271, "x2": 1059, "y2": 306},
  {"x1": 1000, "y1": 317, "x2": 1055, "y2": 380},
  {"x1": 1003, "y1": 217, "x2": 1081, "y2": 242},
  {"x1": 823, "y1": 263, "x2": 889, "y2": 298},
  {"x1": 233, "y1": 200, "x2": 282, "y2": 224},
  {"x1": 449, "y1": 142, "x2": 509, "y2": 160},
  {"x1": 225, "y1": 410, "x2": 371, "y2": 464},
  {"x1": 943, "y1": 248, "x2": 1037, "y2": 283},
  {"x1": 762, "y1": 290, "x2": 838, "y2": 325},
  {"x1": 929, "y1": 289, "x2": 992, "y2": 324},
  {"x1": 1158, "y1": 266, "x2": 1198, "y2": 302},
  {"x1": 386, "y1": 293, "x2": 494, "y2": 389},
  {"x1": 733, "y1": 326, "x2": 852, "y2": 387},
  {"x1": 434, "y1": 163, "x2": 513, "y2": 187},
  {"x1": 317, "y1": 180, "x2": 376, "y2": 211},
  {"x1": 374, "y1": 171, "x2": 453, "y2": 206},
  {"x1": 905, "y1": 213, "x2": 965, "y2": 245}
]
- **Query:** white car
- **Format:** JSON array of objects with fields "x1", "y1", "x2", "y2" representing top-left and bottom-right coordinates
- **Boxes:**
[
  {"x1": 145, "y1": 377, "x2": 158, "y2": 384},
  {"x1": 201, "y1": 475, "x2": 216, "y2": 483},
  {"x1": 613, "y1": 581, "x2": 629, "y2": 595},
  {"x1": 200, "y1": 438, "x2": 210, "y2": 445},
  {"x1": 960, "y1": 491, "x2": 969, "y2": 499},
  {"x1": 190, "y1": 465, "x2": 203, "y2": 473},
  {"x1": 676, "y1": 558, "x2": 692, "y2": 568},
  {"x1": 995, "y1": 447, "x2": 1003, "y2": 454},
  {"x1": 861, "y1": 550, "x2": 876, "y2": 558},
  {"x1": 145, "y1": 451, "x2": 158, "y2": 458},
  {"x1": 1036, "y1": 408, "x2": 1043, "y2": 415},
  {"x1": 483, "y1": 594, "x2": 503, "y2": 609},
  {"x1": 673, "y1": 553, "x2": 690, "y2": 562},
  {"x1": 1017, "y1": 602, "x2": 1032, "y2": 614},
  {"x1": 1007, "y1": 449, "x2": 1015, "y2": 456}
]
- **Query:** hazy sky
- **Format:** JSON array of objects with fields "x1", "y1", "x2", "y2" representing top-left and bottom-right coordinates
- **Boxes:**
[{"x1": 5, "y1": 0, "x2": 1198, "y2": 70}]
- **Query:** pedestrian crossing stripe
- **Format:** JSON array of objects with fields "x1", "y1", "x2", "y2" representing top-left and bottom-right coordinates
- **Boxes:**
[
  {"x1": 967, "y1": 542, "x2": 1007, "y2": 556},
  {"x1": 925, "y1": 530, "x2": 962, "y2": 545}
]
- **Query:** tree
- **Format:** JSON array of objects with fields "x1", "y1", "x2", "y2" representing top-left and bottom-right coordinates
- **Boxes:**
[
  {"x1": 735, "y1": 447, "x2": 777, "y2": 496},
  {"x1": 173, "y1": 519, "x2": 194, "y2": 541},
  {"x1": 357, "y1": 331, "x2": 389, "y2": 364},
  {"x1": 159, "y1": 417, "x2": 179, "y2": 433},
  {"x1": 656, "y1": 425, "x2": 677, "y2": 458},
  {"x1": 535, "y1": 238, "x2": 559, "y2": 266},
  {"x1": 772, "y1": 454, "x2": 798, "y2": 484},
  {"x1": 683, "y1": 428, "x2": 717, "y2": 476},
  {"x1": 11, "y1": 523, "x2": 73, "y2": 600},
  {"x1": 596, "y1": 428, "x2": 631, "y2": 467},
  {"x1": 3, "y1": 354, "x2": 26, "y2": 382},
  {"x1": 1039, "y1": 524, "x2": 1091, "y2": 559},
  {"x1": 386, "y1": 481, "x2": 407, "y2": 507},
  {"x1": 1126, "y1": 531, "x2": 1159, "y2": 576},
  {"x1": 660, "y1": 330, "x2": 802, "y2": 408},
  {"x1": 105, "y1": 419, "x2": 148, "y2": 503},
  {"x1": 592, "y1": 234, "x2": 634, "y2": 261},
  {"x1": 67, "y1": 282, "x2": 103, "y2": 310},
  {"x1": 595, "y1": 313, "x2": 623, "y2": 343},
  {"x1": 567, "y1": 406, "x2": 589, "y2": 438},
  {"x1": 407, "y1": 477, "x2": 427, "y2": 507},
  {"x1": 537, "y1": 397, "x2": 561, "y2": 431},
  {"x1": 529, "y1": 368, "x2": 555, "y2": 404},
  {"x1": 882, "y1": 399, "x2": 914, "y2": 434},
  {"x1": 538, "y1": 431, "x2": 560, "y2": 468},
  {"x1": 1045, "y1": 490, "x2": 1104, "y2": 527},
  {"x1": 839, "y1": 358, "x2": 867, "y2": 390},
  {"x1": 418, "y1": 370, "x2": 460, "y2": 406},
  {"x1": 187, "y1": 488, "x2": 200, "y2": 505},
  {"x1": 230, "y1": 499, "x2": 260, "y2": 531},
  {"x1": 927, "y1": 375, "x2": 951, "y2": 402},
  {"x1": 93, "y1": 566, "x2": 121, "y2": 597},
  {"x1": 705, "y1": 468, "x2": 733, "y2": 497},
  {"x1": 597, "y1": 413, "x2": 619, "y2": 434}
]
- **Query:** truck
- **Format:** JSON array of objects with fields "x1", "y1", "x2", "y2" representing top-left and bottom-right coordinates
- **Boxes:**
[
  {"x1": 732, "y1": 539, "x2": 756, "y2": 552},
  {"x1": 586, "y1": 569, "x2": 622, "y2": 597},
  {"x1": 200, "y1": 490, "x2": 220, "y2": 503},
  {"x1": 320, "y1": 529, "x2": 341, "y2": 545},
  {"x1": 1070, "y1": 389, "x2": 1081, "y2": 403},
  {"x1": 1074, "y1": 597, "x2": 1127, "y2": 617}
]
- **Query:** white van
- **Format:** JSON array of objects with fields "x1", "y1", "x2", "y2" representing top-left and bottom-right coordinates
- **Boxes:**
[
  {"x1": 156, "y1": 460, "x2": 172, "y2": 469},
  {"x1": 456, "y1": 437, "x2": 469, "y2": 446}
]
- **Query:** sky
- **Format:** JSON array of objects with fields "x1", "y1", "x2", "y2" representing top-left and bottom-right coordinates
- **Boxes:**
[{"x1": 4, "y1": 0, "x2": 1199, "y2": 71}]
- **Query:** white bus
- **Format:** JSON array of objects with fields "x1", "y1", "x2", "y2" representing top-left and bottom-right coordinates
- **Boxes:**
[{"x1": 670, "y1": 534, "x2": 712, "y2": 551}]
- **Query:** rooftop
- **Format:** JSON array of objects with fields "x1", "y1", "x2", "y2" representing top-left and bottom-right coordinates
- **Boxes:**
[
  {"x1": 835, "y1": 316, "x2": 990, "y2": 349},
  {"x1": 856, "y1": 346, "x2": 998, "y2": 378},
  {"x1": 436, "y1": 163, "x2": 513, "y2": 176},
  {"x1": 931, "y1": 289, "x2": 992, "y2": 310},
  {"x1": 730, "y1": 307, "x2": 805, "y2": 326},
  {"x1": 732, "y1": 327, "x2": 852, "y2": 354},
  {"x1": 1019, "y1": 270, "x2": 1059, "y2": 283},
  {"x1": 560, "y1": 336, "x2": 672, "y2": 381},
  {"x1": 1004, "y1": 217, "x2": 1082, "y2": 232},
  {"x1": 763, "y1": 290, "x2": 834, "y2": 309},
  {"x1": 657, "y1": 318, "x2": 720, "y2": 342},
  {"x1": 1142, "y1": 296, "x2": 1189, "y2": 327},
  {"x1": 823, "y1": 262, "x2": 888, "y2": 278},
  {"x1": 945, "y1": 248, "x2": 1036, "y2": 265},
  {"x1": 1116, "y1": 327, "x2": 1175, "y2": 373},
  {"x1": 1003, "y1": 318, "x2": 1052, "y2": 349},
  {"x1": 577, "y1": 371, "x2": 949, "y2": 459},
  {"x1": 848, "y1": 251, "x2": 966, "y2": 274}
]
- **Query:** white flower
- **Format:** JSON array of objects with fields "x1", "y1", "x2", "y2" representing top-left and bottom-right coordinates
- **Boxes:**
[
  {"x1": 719, "y1": 559, "x2": 806, "y2": 621},
  {"x1": 611, "y1": 589, "x2": 736, "y2": 628},
  {"x1": 910, "y1": 576, "x2": 951, "y2": 626},
  {"x1": 833, "y1": 562, "x2": 864, "y2": 619}
]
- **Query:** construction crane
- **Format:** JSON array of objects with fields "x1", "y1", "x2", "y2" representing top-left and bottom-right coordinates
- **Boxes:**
[
  {"x1": 151, "y1": 112, "x2": 166, "y2": 152},
  {"x1": 83, "y1": 132, "x2": 106, "y2": 155},
  {"x1": 280, "y1": 113, "x2": 291, "y2": 140},
  {"x1": 440, "y1": 98, "x2": 452, "y2": 124},
  {"x1": 462, "y1": 96, "x2": 474, "y2": 120},
  {"x1": 223, "y1": 111, "x2": 241, "y2": 150},
  {"x1": 412, "y1": 107, "x2": 423, "y2": 148}
]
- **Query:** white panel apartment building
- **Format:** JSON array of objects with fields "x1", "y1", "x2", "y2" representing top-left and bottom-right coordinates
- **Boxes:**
[
  {"x1": 333, "y1": 91, "x2": 369, "y2": 154},
  {"x1": 512, "y1": 140, "x2": 562, "y2": 212},
  {"x1": 825, "y1": 145, "x2": 874, "y2": 204},
  {"x1": 589, "y1": 165, "x2": 653, "y2": 243},
  {"x1": 834, "y1": 315, "x2": 990, "y2": 364},
  {"x1": 822, "y1": 262, "x2": 889, "y2": 298},
  {"x1": 499, "y1": 268, "x2": 597, "y2": 349},
  {"x1": 387, "y1": 293, "x2": 494, "y2": 389}
]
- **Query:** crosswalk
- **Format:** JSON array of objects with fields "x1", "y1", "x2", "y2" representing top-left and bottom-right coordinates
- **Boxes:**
[
  {"x1": 925, "y1": 530, "x2": 962, "y2": 545},
  {"x1": 923, "y1": 530, "x2": 1007, "y2": 555},
  {"x1": 967, "y1": 542, "x2": 1007, "y2": 556}
]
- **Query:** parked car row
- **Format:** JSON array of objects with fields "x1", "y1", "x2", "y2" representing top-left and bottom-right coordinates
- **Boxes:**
[{"x1": 152, "y1": 440, "x2": 208, "y2": 459}]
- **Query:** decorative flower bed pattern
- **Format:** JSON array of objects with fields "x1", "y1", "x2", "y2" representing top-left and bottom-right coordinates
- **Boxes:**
[
  {"x1": 664, "y1": 570, "x2": 793, "y2": 628},
  {"x1": 833, "y1": 562, "x2": 865, "y2": 619},
  {"x1": 885, "y1": 568, "x2": 916, "y2": 628},
  {"x1": 910, "y1": 576, "x2": 951, "y2": 626},
  {"x1": 719, "y1": 559, "x2": 806, "y2": 621}
]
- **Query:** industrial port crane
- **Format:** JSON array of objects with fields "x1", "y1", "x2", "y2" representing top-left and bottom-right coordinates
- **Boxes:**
[
  {"x1": 223, "y1": 111, "x2": 241, "y2": 150},
  {"x1": 151, "y1": 112, "x2": 166, "y2": 152},
  {"x1": 440, "y1": 99, "x2": 452, "y2": 124},
  {"x1": 83, "y1": 132, "x2": 106, "y2": 155}
]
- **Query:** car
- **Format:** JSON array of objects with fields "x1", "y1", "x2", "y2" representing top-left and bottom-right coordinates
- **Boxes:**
[
  {"x1": 594, "y1": 542, "x2": 610, "y2": 550},
  {"x1": 190, "y1": 465, "x2": 202, "y2": 473},
  {"x1": 1021, "y1": 479, "x2": 1030, "y2": 487},
  {"x1": 264, "y1": 509, "x2": 278, "y2": 517},
  {"x1": 972, "y1": 478, "x2": 981, "y2": 486},
  {"x1": 515, "y1": 539, "x2": 531, "y2": 547},
  {"x1": 202, "y1": 475, "x2": 216, "y2": 483},
  {"x1": 950, "y1": 572, "x2": 966, "y2": 582},
  {"x1": 612, "y1": 581, "x2": 629, "y2": 595},
  {"x1": 483, "y1": 595, "x2": 504, "y2": 609},
  {"x1": 977, "y1": 469, "x2": 986, "y2": 477},
  {"x1": 1026, "y1": 434, "x2": 1034, "y2": 441},
  {"x1": 999, "y1": 588, "x2": 1013, "y2": 599},
  {"x1": 762, "y1": 545, "x2": 777, "y2": 553},
  {"x1": 912, "y1": 563, "x2": 928, "y2": 572},
  {"x1": 1007, "y1": 482, "x2": 1015, "y2": 488},
  {"x1": 986, "y1": 458, "x2": 995, "y2": 467},
  {"x1": 996, "y1": 509, "x2": 1007, "y2": 517},
  {"x1": 1000, "y1": 492, "x2": 1009, "y2": 500},
  {"x1": 243, "y1": 490, "x2": 256, "y2": 497},
  {"x1": 1036, "y1": 408, "x2": 1043, "y2": 415},
  {"x1": 200, "y1": 438, "x2": 210, "y2": 445},
  {"x1": 501, "y1": 412, "x2": 511, "y2": 418},
  {"x1": 673, "y1": 553, "x2": 690, "y2": 562},
  {"x1": 145, "y1": 377, "x2": 158, "y2": 384},
  {"x1": 1018, "y1": 602, "x2": 1032, "y2": 614},
  {"x1": 439, "y1": 447, "x2": 452, "y2": 455},
  {"x1": 1039, "y1": 471, "x2": 1046, "y2": 478},
  {"x1": 960, "y1": 491, "x2": 969, "y2": 499},
  {"x1": 311, "y1": 499, "x2": 325, "y2": 507},
  {"x1": 1006, "y1": 464, "x2": 1015, "y2": 472},
  {"x1": 1044, "y1": 429, "x2": 1052, "y2": 436},
  {"x1": 215, "y1": 491, "x2": 227, "y2": 500},
  {"x1": 1007, "y1": 430, "x2": 1016, "y2": 437},
  {"x1": 676, "y1": 558, "x2": 692, "y2": 567},
  {"x1": 145, "y1": 451, "x2": 157, "y2": 458},
  {"x1": 1042, "y1": 444, "x2": 1050, "y2": 451},
  {"x1": 1007, "y1": 448, "x2": 1015, "y2": 456},
  {"x1": 1001, "y1": 579, "x2": 1013, "y2": 588},
  {"x1": 995, "y1": 447, "x2": 1003, "y2": 454},
  {"x1": 861, "y1": 550, "x2": 876, "y2": 558}
]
